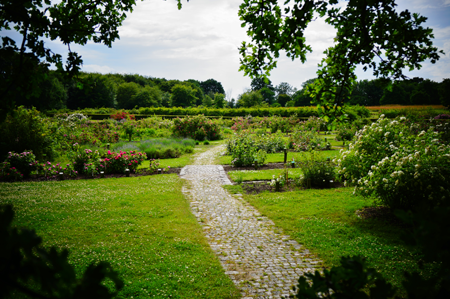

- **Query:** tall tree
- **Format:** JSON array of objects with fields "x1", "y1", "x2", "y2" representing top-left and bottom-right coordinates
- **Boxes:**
[
  {"x1": 275, "y1": 82, "x2": 297, "y2": 97},
  {"x1": 116, "y1": 82, "x2": 140, "y2": 109},
  {"x1": 171, "y1": 84, "x2": 197, "y2": 108},
  {"x1": 238, "y1": 0, "x2": 443, "y2": 122},
  {"x1": 439, "y1": 79, "x2": 450, "y2": 108},
  {"x1": 0, "y1": 0, "x2": 185, "y2": 120},
  {"x1": 251, "y1": 77, "x2": 274, "y2": 92},
  {"x1": 199, "y1": 79, "x2": 225, "y2": 95},
  {"x1": 237, "y1": 90, "x2": 264, "y2": 107},
  {"x1": 67, "y1": 74, "x2": 115, "y2": 109}
]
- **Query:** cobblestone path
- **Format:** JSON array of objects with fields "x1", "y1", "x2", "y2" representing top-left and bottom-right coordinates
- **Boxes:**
[{"x1": 180, "y1": 145, "x2": 322, "y2": 298}]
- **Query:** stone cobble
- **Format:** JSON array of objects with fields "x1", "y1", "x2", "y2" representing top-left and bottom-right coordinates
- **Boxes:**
[{"x1": 180, "y1": 145, "x2": 322, "y2": 298}]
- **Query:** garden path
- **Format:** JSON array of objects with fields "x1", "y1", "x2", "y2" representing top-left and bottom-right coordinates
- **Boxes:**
[{"x1": 180, "y1": 144, "x2": 322, "y2": 298}]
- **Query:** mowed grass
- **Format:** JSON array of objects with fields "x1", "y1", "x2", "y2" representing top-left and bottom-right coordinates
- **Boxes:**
[
  {"x1": 139, "y1": 142, "x2": 224, "y2": 169},
  {"x1": 223, "y1": 185, "x2": 436, "y2": 295},
  {"x1": 0, "y1": 176, "x2": 240, "y2": 299},
  {"x1": 217, "y1": 150, "x2": 340, "y2": 165},
  {"x1": 228, "y1": 168, "x2": 303, "y2": 182}
]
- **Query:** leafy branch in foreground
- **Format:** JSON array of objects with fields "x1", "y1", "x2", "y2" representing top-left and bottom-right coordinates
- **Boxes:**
[
  {"x1": 0, "y1": 204, "x2": 123, "y2": 299},
  {"x1": 238, "y1": 0, "x2": 443, "y2": 123}
]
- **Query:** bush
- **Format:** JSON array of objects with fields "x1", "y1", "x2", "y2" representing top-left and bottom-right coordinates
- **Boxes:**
[
  {"x1": 336, "y1": 115, "x2": 450, "y2": 210},
  {"x1": 296, "y1": 151, "x2": 335, "y2": 188},
  {"x1": 226, "y1": 134, "x2": 267, "y2": 167},
  {"x1": 102, "y1": 150, "x2": 146, "y2": 174},
  {"x1": 288, "y1": 129, "x2": 330, "y2": 151},
  {"x1": 0, "y1": 106, "x2": 56, "y2": 161},
  {"x1": 173, "y1": 114, "x2": 221, "y2": 140},
  {"x1": 110, "y1": 111, "x2": 135, "y2": 121},
  {"x1": 36, "y1": 161, "x2": 78, "y2": 178},
  {"x1": 5, "y1": 151, "x2": 38, "y2": 177},
  {"x1": 0, "y1": 162, "x2": 23, "y2": 181},
  {"x1": 335, "y1": 118, "x2": 371, "y2": 142}
]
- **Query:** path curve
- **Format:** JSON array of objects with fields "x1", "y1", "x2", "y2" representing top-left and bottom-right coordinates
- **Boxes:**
[{"x1": 180, "y1": 144, "x2": 322, "y2": 298}]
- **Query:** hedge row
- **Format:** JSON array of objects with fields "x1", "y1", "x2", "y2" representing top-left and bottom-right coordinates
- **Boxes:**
[{"x1": 48, "y1": 106, "x2": 371, "y2": 118}]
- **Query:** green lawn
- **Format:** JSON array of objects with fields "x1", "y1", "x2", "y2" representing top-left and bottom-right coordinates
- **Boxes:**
[
  {"x1": 217, "y1": 150, "x2": 340, "y2": 165},
  {"x1": 0, "y1": 176, "x2": 240, "y2": 298},
  {"x1": 228, "y1": 168, "x2": 303, "y2": 182},
  {"x1": 223, "y1": 185, "x2": 436, "y2": 295},
  {"x1": 139, "y1": 141, "x2": 224, "y2": 169}
]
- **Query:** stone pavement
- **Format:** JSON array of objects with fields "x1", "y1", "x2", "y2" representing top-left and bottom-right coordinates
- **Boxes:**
[{"x1": 180, "y1": 144, "x2": 322, "y2": 298}]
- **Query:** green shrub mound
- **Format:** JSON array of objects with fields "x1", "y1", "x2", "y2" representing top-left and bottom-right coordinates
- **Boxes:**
[
  {"x1": 336, "y1": 115, "x2": 450, "y2": 210},
  {"x1": 296, "y1": 151, "x2": 335, "y2": 188},
  {"x1": 173, "y1": 114, "x2": 221, "y2": 141},
  {"x1": 226, "y1": 134, "x2": 268, "y2": 167},
  {"x1": 112, "y1": 138, "x2": 195, "y2": 159}
]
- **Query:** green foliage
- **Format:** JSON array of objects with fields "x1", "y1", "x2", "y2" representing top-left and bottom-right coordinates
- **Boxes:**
[
  {"x1": 238, "y1": 0, "x2": 442, "y2": 121},
  {"x1": 114, "y1": 138, "x2": 195, "y2": 159},
  {"x1": 0, "y1": 0, "x2": 145, "y2": 120},
  {"x1": 67, "y1": 74, "x2": 115, "y2": 109},
  {"x1": 227, "y1": 131, "x2": 286, "y2": 155},
  {"x1": 277, "y1": 94, "x2": 291, "y2": 107},
  {"x1": 336, "y1": 116, "x2": 450, "y2": 210},
  {"x1": 171, "y1": 84, "x2": 198, "y2": 108},
  {"x1": 172, "y1": 114, "x2": 221, "y2": 141},
  {"x1": 0, "y1": 106, "x2": 56, "y2": 161},
  {"x1": 199, "y1": 78, "x2": 225, "y2": 95},
  {"x1": 237, "y1": 90, "x2": 264, "y2": 107},
  {"x1": 226, "y1": 134, "x2": 268, "y2": 167},
  {"x1": 133, "y1": 85, "x2": 162, "y2": 108},
  {"x1": 5, "y1": 151, "x2": 38, "y2": 177},
  {"x1": 116, "y1": 82, "x2": 140, "y2": 109},
  {"x1": 0, "y1": 162, "x2": 23, "y2": 181},
  {"x1": 290, "y1": 255, "x2": 396, "y2": 299},
  {"x1": 289, "y1": 129, "x2": 330, "y2": 152},
  {"x1": 0, "y1": 204, "x2": 123, "y2": 299},
  {"x1": 439, "y1": 78, "x2": 450, "y2": 108},
  {"x1": 213, "y1": 93, "x2": 227, "y2": 109},
  {"x1": 296, "y1": 151, "x2": 335, "y2": 188},
  {"x1": 335, "y1": 118, "x2": 370, "y2": 142}
]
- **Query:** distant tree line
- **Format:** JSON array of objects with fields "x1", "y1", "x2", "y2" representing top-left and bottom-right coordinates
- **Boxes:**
[
  {"x1": 13, "y1": 70, "x2": 450, "y2": 111},
  {"x1": 236, "y1": 77, "x2": 450, "y2": 108},
  {"x1": 14, "y1": 72, "x2": 227, "y2": 111}
]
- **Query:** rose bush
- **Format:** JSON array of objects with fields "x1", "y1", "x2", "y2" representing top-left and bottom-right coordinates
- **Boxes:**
[{"x1": 173, "y1": 115, "x2": 221, "y2": 141}]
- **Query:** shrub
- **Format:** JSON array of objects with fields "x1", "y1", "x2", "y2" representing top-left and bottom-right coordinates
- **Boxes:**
[
  {"x1": 36, "y1": 161, "x2": 78, "y2": 178},
  {"x1": 110, "y1": 111, "x2": 135, "y2": 121},
  {"x1": 296, "y1": 151, "x2": 335, "y2": 188},
  {"x1": 289, "y1": 129, "x2": 330, "y2": 151},
  {"x1": 303, "y1": 116, "x2": 327, "y2": 132},
  {"x1": 270, "y1": 172, "x2": 286, "y2": 191},
  {"x1": 70, "y1": 145, "x2": 102, "y2": 174},
  {"x1": 148, "y1": 159, "x2": 160, "y2": 173},
  {"x1": 227, "y1": 134, "x2": 268, "y2": 167},
  {"x1": 0, "y1": 162, "x2": 23, "y2": 181},
  {"x1": 102, "y1": 150, "x2": 146, "y2": 174},
  {"x1": 336, "y1": 115, "x2": 450, "y2": 210},
  {"x1": 173, "y1": 115, "x2": 221, "y2": 140},
  {"x1": 0, "y1": 107, "x2": 56, "y2": 161},
  {"x1": 335, "y1": 118, "x2": 370, "y2": 142},
  {"x1": 5, "y1": 151, "x2": 38, "y2": 177}
]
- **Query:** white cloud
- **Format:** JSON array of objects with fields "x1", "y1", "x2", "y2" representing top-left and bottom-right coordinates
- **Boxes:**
[
  {"x1": 66, "y1": 0, "x2": 450, "y2": 98},
  {"x1": 83, "y1": 64, "x2": 115, "y2": 73}
]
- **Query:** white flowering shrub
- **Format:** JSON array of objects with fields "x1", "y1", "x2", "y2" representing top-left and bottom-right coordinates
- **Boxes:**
[
  {"x1": 336, "y1": 115, "x2": 450, "y2": 210},
  {"x1": 65, "y1": 113, "x2": 87, "y2": 124}
]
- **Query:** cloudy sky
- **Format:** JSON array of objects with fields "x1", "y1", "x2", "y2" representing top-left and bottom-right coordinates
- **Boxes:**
[{"x1": 4, "y1": 0, "x2": 450, "y2": 99}]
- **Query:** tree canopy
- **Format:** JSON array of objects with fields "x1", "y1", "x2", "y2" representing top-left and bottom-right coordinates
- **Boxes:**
[
  {"x1": 0, "y1": 0, "x2": 184, "y2": 120},
  {"x1": 238, "y1": 0, "x2": 443, "y2": 121}
]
